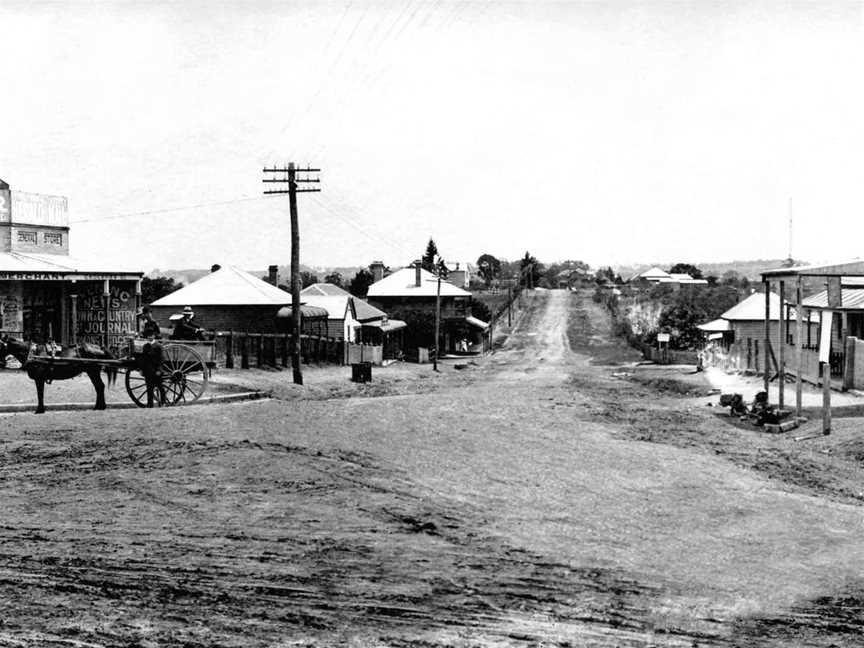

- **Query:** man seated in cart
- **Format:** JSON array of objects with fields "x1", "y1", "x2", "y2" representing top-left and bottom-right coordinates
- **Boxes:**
[
  {"x1": 137, "y1": 306, "x2": 162, "y2": 339},
  {"x1": 170, "y1": 306, "x2": 204, "y2": 340}
]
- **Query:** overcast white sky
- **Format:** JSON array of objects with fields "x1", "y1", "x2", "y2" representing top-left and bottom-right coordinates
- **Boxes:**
[{"x1": 2, "y1": 1, "x2": 863, "y2": 273}]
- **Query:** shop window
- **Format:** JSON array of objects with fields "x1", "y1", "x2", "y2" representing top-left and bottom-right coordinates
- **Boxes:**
[
  {"x1": 44, "y1": 232, "x2": 62, "y2": 246},
  {"x1": 17, "y1": 231, "x2": 37, "y2": 244}
]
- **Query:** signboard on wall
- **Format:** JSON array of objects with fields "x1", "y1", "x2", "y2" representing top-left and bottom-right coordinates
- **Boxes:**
[
  {"x1": 76, "y1": 281, "x2": 137, "y2": 350},
  {"x1": 0, "y1": 189, "x2": 10, "y2": 223},
  {"x1": 10, "y1": 191, "x2": 68, "y2": 227}
]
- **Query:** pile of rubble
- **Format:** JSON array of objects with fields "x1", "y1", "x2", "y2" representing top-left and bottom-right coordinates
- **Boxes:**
[{"x1": 718, "y1": 391, "x2": 801, "y2": 433}]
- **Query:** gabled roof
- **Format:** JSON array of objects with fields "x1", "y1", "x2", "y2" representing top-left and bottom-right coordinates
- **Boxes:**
[
  {"x1": 299, "y1": 294, "x2": 354, "y2": 321},
  {"x1": 367, "y1": 267, "x2": 471, "y2": 298},
  {"x1": 301, "y1": 282, "x2": 350, "y2": 297},
  {"x1": 150, "y1": 265, "x2": 292, "y2": 306},
  {"x1": 627, "y1": 266, "x2": 671, "y2": 282},
  {"x1": 352, "y1": 298, "x2": 387, "y2": 322}
]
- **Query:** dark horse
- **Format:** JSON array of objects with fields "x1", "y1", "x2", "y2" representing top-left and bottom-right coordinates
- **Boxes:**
[{"x1": 0, "y1": 336, "x2": 118, "y2": 414}]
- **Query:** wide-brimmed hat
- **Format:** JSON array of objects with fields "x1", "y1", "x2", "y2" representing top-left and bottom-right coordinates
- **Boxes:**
[{"x1": 182, "y1": 306, "x2": 194, "y2": 316}]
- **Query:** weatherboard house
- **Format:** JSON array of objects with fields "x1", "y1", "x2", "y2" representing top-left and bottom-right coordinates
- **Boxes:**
[
  {"x1": 149, "y1": 265, "x2": 327, "y2": 334},
  {"x1": 366, "y1": 262, "x2": 489, "y2": 355},
  {"x1": 0, "y1": 178, "x2": 143, "y2": 349}
]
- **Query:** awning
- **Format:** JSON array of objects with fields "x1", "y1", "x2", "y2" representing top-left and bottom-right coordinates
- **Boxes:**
[
  {"x1": 362, "y1": 318, "x2": 407, "y2": 332},
  {"x1": 275, "y1": 305, "x2": 329, "y2": 320},
  {"x1": 465, "y1": 316, "x2": 490, "y2": 330},
  {"x1": 697, "y1": 318, "x2": 730, "y2": 332}
]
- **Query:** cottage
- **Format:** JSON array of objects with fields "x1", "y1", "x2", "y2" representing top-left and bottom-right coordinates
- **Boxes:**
[
  {"x1": 0, "y1": 179, "x2": 143, "y2": 350},
  {"x1": 149, "y1": 265, "x2": 326, "y2": 334},
  {"x1": 366, "y1": 261, "x2": 488, "y2": 355}
]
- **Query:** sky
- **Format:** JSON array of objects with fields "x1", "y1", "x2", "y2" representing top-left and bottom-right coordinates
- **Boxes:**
[{"x1": 1, "y1": 1, "x2": 863, "y2": 273}]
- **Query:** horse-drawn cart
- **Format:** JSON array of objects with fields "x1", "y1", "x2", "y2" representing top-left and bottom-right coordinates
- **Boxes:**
[{"x1": 17, "y1": 338, "x2": 216, "y2": 410}]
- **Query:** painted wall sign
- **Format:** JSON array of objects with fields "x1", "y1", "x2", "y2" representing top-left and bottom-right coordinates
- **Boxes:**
[
  {"x1": 76, "y1": 281, "x2": 137, "y2": 350},
  {"x1": 0, "y1": 190, "x2": 10, "y2": 223},
  {"x1": 10, "y1": 191, "x2": 68, "y2": 227}
]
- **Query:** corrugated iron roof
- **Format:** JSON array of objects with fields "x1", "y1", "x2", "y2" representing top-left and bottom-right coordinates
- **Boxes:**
[
  {"x1": 367, "y1": 267, "x2": 471, "y2": 298},
  {"x1": 698, "y1": 318, "x2": 731, "y2": 332},
  {"x1": 802, "y1": 288, "x2": 864, "y2": 310},
  {"x1": 721, "y1": 292, "x2": 786, "y2": 321},
  {"x1": 151, "y1": 265, "x2": 292, "y2": 306},
  {"x1": 0, "y1": 251, "x2": 141, "y2": 275},
  {"x1": 301, "y1": 283, "x2": 350, "y2": 296}
]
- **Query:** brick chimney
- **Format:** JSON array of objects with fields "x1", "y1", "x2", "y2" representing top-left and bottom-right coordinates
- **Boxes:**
[
  {"x1": 414, "y1": 260, "x2": 422, "y2": 287},
  {"x1": 210, "y1": 264, "x2": 221, "y2": 273},
  {"x1": 369, "y1": 260, "x2": 385, "y2": 283},
  {"x1": 268, "y1": 264, "x2": 279, "y2": 285}
]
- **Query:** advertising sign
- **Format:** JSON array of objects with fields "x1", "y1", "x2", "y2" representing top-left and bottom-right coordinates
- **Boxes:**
[
  {"x1": 657, "y1": 332, "x2": 670, "y2": 343},
  {"x1": 76, "y1": 281, "x2": 137, "y2": 350},
  {"x1": 10, "y1": 191, "x2": 68, "y2": 227},
  {"x1": 0, "y1": 189, "x2": 10, "y2": 223}
]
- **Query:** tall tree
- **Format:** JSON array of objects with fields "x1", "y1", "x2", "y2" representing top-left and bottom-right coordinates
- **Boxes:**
[
  {"x1": 476, "y1": 253, "x2": 501, "y2": 287},
  {"x1": 668, "y1": 263, "x2": 704, "y2": 280},
  {"x1": 324, "y1": 272, "x2": 343, "y2": 287},
  {"x1": 141, "y1": 276, "x2": 183, "y2": 305},
  {"x1": 348, "y1": 269, "x2": 374, "y2": 297},
  {"x1": 421, "y1": 238, "x2": 438, "y2": 272},
  {"x1": 300, "y1": 271, "x2": 319, "y2": 288},
  {"x1": 520, "y1": 251, "x2": 543, "y2": 288}
]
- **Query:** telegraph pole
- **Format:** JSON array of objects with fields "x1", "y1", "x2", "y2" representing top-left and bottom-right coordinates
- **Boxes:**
[{"x1": 263, "y1": 163, "x2": 321, "y2": 385}]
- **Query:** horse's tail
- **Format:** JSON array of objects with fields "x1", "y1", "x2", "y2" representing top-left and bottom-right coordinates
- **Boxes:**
[{"x1": 105, "y1": 366, "x2": 118, "y2": 386}]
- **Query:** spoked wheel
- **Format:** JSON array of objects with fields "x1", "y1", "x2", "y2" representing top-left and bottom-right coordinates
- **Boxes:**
[
  {"x1": 159, "y1": 343, "x2": 209, "y2": 405},
  {"x1": 125, "y1": 367, "x2": 164, "y2": 408}
]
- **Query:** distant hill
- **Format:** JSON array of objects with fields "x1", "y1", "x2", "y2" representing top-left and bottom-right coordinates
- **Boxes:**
[{"x1": 614, "y1": 259, "x2": 798, "y2": 282}]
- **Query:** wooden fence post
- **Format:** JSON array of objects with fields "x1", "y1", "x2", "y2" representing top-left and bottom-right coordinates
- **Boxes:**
[
  {"x1": 225, "y1": 331, "x2": 234, "y2": 369},
  {"x1": 240, "y1": 334, "x2": 249, "y2": 369}
]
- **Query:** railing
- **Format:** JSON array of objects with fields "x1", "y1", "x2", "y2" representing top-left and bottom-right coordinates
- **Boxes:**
[{"x1": 207, "y1": 331, "x2": 344, "y2": 370}]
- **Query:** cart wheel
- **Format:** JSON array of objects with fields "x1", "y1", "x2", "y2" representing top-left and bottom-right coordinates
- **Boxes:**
[
  {"x1": 125, "y1": 367, "x2": 164, "y2": 408},
  {"x1": 159, "y1": 343, "x2": 209, "y2": 405}
]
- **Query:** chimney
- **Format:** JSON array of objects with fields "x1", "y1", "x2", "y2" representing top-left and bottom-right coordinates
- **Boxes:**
[
  {"x1": 369, "y1": 260, "x2": 385, "y2": 283},
  {"x1": 268, "y1": 264, "x2": 279, "y2": 286},
  {"x1": 414, "y1": 260, "x2": 422, "y2": 287},
  {"x1": 210, "y1": 264, "x2": 221, "y2": 273}
]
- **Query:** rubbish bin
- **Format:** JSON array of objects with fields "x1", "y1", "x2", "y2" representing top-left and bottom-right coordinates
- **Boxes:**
[{"x1": 351, "y1": 361, "x2": 372, "y2": 383}]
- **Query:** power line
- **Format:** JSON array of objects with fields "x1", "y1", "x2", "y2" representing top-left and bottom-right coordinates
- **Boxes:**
[{"x1": 69, "y1": 196, "x2": 267, "y2": 224}]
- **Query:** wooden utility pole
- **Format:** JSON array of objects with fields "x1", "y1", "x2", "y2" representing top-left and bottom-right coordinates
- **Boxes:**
[{"x1": 263, "y1": 163, "x2": 321, "y2": 385}]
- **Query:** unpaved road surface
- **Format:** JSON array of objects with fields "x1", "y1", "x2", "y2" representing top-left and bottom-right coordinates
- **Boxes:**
[{"x1": 2, "y1": 290, "x2": 864, "y2": 646}]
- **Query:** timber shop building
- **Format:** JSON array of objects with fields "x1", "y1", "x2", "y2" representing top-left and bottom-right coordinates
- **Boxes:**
[{"x1": 0, "y1": 179, "x2": 143, "y2": 349}]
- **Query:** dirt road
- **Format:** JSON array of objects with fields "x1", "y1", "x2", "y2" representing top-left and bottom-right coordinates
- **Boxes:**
[{"x1": 2, "y1": 290, "x2": 864, "y2": 646}]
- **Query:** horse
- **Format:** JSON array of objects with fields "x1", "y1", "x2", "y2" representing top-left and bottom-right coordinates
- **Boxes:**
[{"x1": 0, "y1": 336, "x2": 119, "y2": 414}]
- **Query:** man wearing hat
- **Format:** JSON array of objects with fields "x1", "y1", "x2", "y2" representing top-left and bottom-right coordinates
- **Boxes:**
[
  {"x1": 170, "y1": 306, "x2": 202, "y2": 340},
  {"x1": 137, "y1": 306, "x2": 162, "y2": 339}
]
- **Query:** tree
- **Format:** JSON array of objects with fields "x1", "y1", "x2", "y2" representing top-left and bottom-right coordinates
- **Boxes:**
[
  {"x1": 471, "y1": 299, "x2": 492, "y2": 323},
  {"x1": 476, "y1": 253, "x2": 501, "y2": 287},
  {"x1": 421, "y1": 238, "x2": 438, "y2": 272},
  {"x1": 300, "y1": 271, "x2": 318, "y2": 288},
  {"x1": 595, "y1": 266, "x2": 617, "y2": 285},
  {"x1": 141, "y1": 276, "x2": 183, "y2": 305},
  {"x1": 520, "y1": 252, "x2": 543, "y2": 287},
  {"x1": 348, "y1": 269, "x2": 374, "y2": 297},
  {"x1": 324, "y1": 272, "x2": 343, "y2": 287},
  {"x1": 668, "y1": 263, "x2": 703, "y2": 280},
  {"x1": 658, "y1": 302, "x2": 707, "y2": 350}
]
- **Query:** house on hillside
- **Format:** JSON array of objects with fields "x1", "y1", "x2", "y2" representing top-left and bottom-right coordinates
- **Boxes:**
[
  {"x1": 149, "y1": 265, "x2": 327, "y2": 334},
  {"x1": 366, "y1": 261, "x2": 489, "y2": 357},
  {"x1": 628, "y1": 267, "x2": 708, "y2": 287}
]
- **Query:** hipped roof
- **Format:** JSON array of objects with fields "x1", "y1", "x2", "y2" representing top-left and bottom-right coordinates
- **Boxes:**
[
  {"x1": 367, "y1": 267, "x2": 471, "y2": 298},
  {"x1": 721, "y1": 292, "x2": 785, "y2": 321},
  {"x1": 150, "y1": 265, "x2": 292, "y2": 306}
]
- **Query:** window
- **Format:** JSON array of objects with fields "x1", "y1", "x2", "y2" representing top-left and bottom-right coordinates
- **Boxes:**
[
  {"x1": 16, "y1": 231, "x2": 36, "y2": 244},
  {"x1": 44, "y1": 232, "x2": 62, "y2": 246}
]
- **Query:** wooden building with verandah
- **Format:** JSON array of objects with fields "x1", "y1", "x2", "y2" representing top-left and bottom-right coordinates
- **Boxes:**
[
  {"x1": 761, "y1": 260, "x2": 864, "y2": 433},
  {"x1": 0, "y1": 179, "x2": 143, "y2": 351}
]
